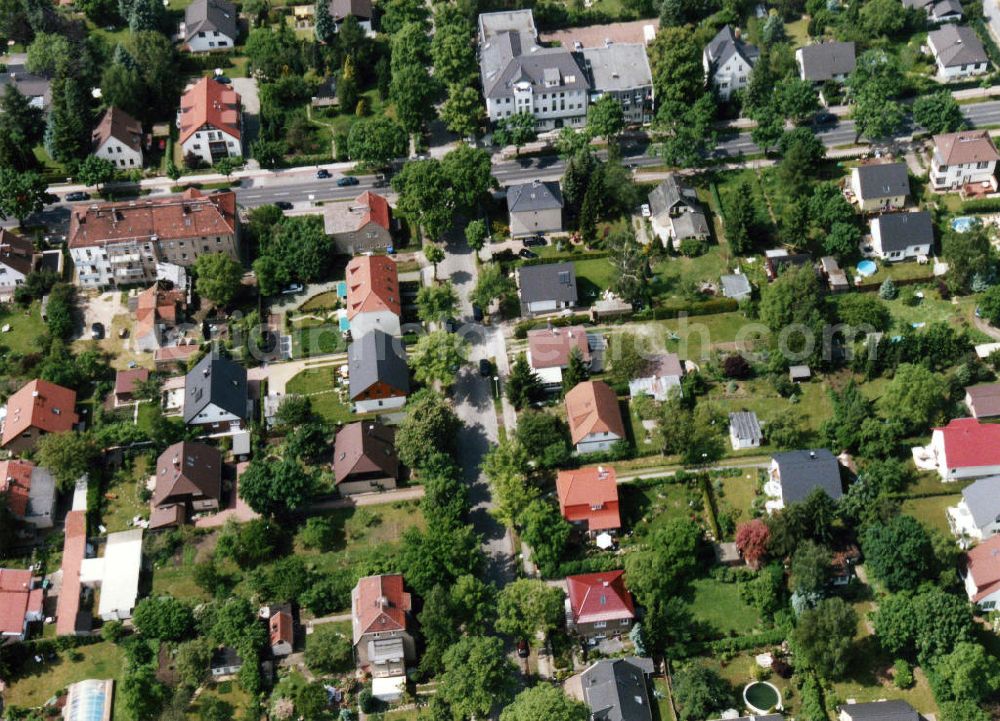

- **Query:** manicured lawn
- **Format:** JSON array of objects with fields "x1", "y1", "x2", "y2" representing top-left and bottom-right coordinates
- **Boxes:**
[
  {"x1": 699, "y1": 654, "x2": 798, "y2": 717},
  {"x1": 0, "y1": 300, "x2": 44, "y2": 356},
  {"x1": 573, "y1": 257, "x2": 617, "y2": 304},
  {"x1": 653, "y1": 678, "x2": 676, "y2": 721},
  {"x1": 299, "y1": 290, "x2": 341, "y2": 312},
  {"x1": 715, "y1": 470, "x2": 761, "y2": 529},
  {"x1": 641, "y1": 311, "x2": 766, "y2": 362},
  {"x1": 285, "y1": 366, "x2": 353, "y2": 423},
  {"x1": 704, "y1": 377, "x2": 832, "y2": 434},
  {"x1": 290, "y1": 321, "x2": 348, "y2": 357},
  {"x1": 880, "y1": 289, "x2": 982, "y2": 337},
  {"x1": 650, "y1": 245, "x2": 732, "y2": 304},
  {"x1": 684, "y1": 576, "x2": 762, "y2": 636},
  {"x1": 4, "y1": 641, "x2": 126, "y2": 711},
  {"x1": 619, "y1": 480, "x2": 702, "y2": 542},
  {"x1": 900, "y1": 494, "x2": 961, "y2": 535},
  {"x1": 101, "y1": 453, "x2": 153, "y2": 533},
  {"x1": 152, "y1": 542, "x2": 211, "y2": 602}
]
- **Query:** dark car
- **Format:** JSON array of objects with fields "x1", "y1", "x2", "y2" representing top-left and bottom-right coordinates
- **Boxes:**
[
  {"x1": 479, "y1": 358, "x2": 492, "y2": 378},
  {"x1": 66, "y1": 191, "x2": 90, "y2": 202},
  {"x1": 472, "y1": 305, "x2": 484, "y2": 322},
  {"x1": 814, "y1": 111, "x2": 836, "y2": 125},
  {"x1": 336, "y1": 175, "x2": 360, "y2": 187},
  {"x1": 214, "y1": 76, "x2": 232, "y2": 85},
  {"x1": 316, "y1": 169, "x2": 332, "y2": 179},
  {"x1": 275, "y1": 201, "x2": 293, "y2": 210},
  {"x1": 517, "y1": 640, "x2": 529, "y2": 658},
  {"x1": 523, "y1": 235, "x2": 547, "y2": 247},
  {"x1": 90, "y1": 322, "x2": 105, "y2": 340},
  {"x1": 444, "y1": 317, "x2": 458, "y2": 333},
  {"x1": 518, "y1": 248, "x2": 537, "y2": 259}
]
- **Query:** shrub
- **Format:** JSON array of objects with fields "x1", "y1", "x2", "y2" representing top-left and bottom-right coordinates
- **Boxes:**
[
  {"x1": 893, "y1": 659, "x2": 914, "y2": 688},
  {"x1": 722, "y1": 353, "x2": 752, "y2": 379}
]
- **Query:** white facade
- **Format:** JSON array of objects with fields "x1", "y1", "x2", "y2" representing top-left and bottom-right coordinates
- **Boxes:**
[
  {"x1": 929, "y1": 428, "x2": 1000, "y2": 481},
  {"x1": 180, "y1": 125, "x2": 242, "y2": 167},
  {"x1": 965, "y1": 567, "x2": 1000, "y2": 610},
  {"x1": 354, "y1": 395, "x2": 406, "y2": 414},
  {"x1": 948, "y1": 498, "x2": 998, "y2": 541},
  {"x1": 704, "y1": 53, "x2": 752, "y2": 101},
  {"x1": 931, "y1": 155, "x2": 997, "y2": 189},
  {"x1": 730, "y1": 429, "x2": 761, "y2": 450},
  {"x1": 187, "y1": 401, "x2": 241, "y2": 429},
  {"x1": 0, "y1": 263, "x2": 29, "y2": 300},
  {"x1": 184, "y1": 27, "x2": 236, "y2": 53},
  {"x1": 486, "y1": 87, "x2": 589, "y2": 130},
  {"x1": 349, "y1": 311, "x2": 401, "y2": 339},
  {"x1": 870, "y1": 221, "x2": 932, "y2": 261},
  {"x1": 94, "y1": 137, "x2": 143, "y2": 170},
  {"x1": 575, "y1": 430, "x2": 622, "y2": 454}
]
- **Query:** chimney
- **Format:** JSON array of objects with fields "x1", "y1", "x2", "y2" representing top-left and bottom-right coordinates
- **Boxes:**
[{"x1": 734, "y1": 27, "x2": 741, "y2": 39}]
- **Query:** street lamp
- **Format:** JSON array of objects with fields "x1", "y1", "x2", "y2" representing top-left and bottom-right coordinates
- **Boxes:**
[{"x1": 492, "y1": 375, "x2": 500, "y2": 398}]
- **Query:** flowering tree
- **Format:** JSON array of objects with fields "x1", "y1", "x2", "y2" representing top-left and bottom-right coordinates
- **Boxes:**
[{"x1": 735, "y1": 519, "x2": 771, "y2": 570}]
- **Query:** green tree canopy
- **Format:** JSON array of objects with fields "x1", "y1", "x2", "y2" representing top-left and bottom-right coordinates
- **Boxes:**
[
  {"x1": 437, "y1": 636, "x2": 518, "y2": 720},
  {"x1": 238, "y1": 457, "x2": 315, "y2": 518},
  {"x1": 500, "y1": 685, "x2": 589, "y2": 721},
  {"x1": 495, "y1": 579, "x2": 565, "y2": 640},
  {"x1": 132, "y1": 596, "x2": 193, "y2": 641},
  {"x1": 791, "y1": 596, "x2": 857, "y2": 678},
  {"x1": 396, "y1": 389, "x2": 460, "y2": 469},
  {"x1": 415, "y1": 282, "x2": 458, "y2": 324},
  {"x1": 304, "y1": 624, "x2": 354, "y2": 674},
  {"x1": 672, "y1": 665, "x2": 733, "y2": 721},
  {"x1": 861, "y1": 514, "x2": 935, "y2": 592},
  {"x1": 194, "y1": 253, "x2": 243, "y2": 307},
  {"x1": 409, "y1": 329, "x2": 469, "y2": 388},
  {"x1": 347, "y1": 116, "x2": 408, "y2": 169},
  {"x1": 392, "y1": 159, "x2": 455, "y2": 240}
]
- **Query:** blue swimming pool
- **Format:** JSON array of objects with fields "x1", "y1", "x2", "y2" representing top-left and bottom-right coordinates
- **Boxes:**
[
  {"x1": 951, "y1": 216, "x2": 977, "y2": 233},
  {"x1": 856, "y1": 260, "x2": 877, "y2": 276}
]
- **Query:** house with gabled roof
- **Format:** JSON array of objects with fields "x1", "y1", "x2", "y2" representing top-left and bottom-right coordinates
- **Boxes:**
[
  {"x1": 324, "y1": 192, "x2": 395, "y2": 255},
  {"x1": 351, "y1": 574, "x2": 416, "y2": 677},
  {"x1": 868, "y1": 211, "x2": 934, "y2": 261},
  {"x1": 948, "y1": 475, "x2": 1000, "y2": 541},
  {"x1": 132, "y1": 283, "x2": 186, "y2": 352},
  {"x1": 329, "y1": 0, "x2": 375, "y2": 34},
  {"x1": 516, "y1": 262, "x2": 578, "y2": 316},
  {"x1": 565, "y1": 570, "x2": 636, "y2": 641},
  {"x1": 92, "y1": 106, "x2": 143, "y2": 170},
  {"x1": 182, "y1": 354, "x2": 250, "y2": 432},
  {"x1": 904, "y1": 0, "x2": 963, "y2": 22},
  {"x1": 796, "y1": 41, "x2": 856, "y2": 83},
  {"x1": 703, "y1": 25, "x2": 758, "y2": 100},
  {"x1": 0, "y1": 229, "x2": 37, "y2": 301},
  {"x1": 345, "y1": 255, "x2": 401, "y2": 338},
  {"x1": 849, "y1": 162, "x2": 910, "y2": 212},
  {"x1": 963, "y1": 534, "x2": 1000, "y2": 609},
  {"x1": 964, "y1": 382, "x2": 1000, "y2": 418},
  {"x1": 348, "y1": 330, "x2": 409, "y2": 413},
  {"x1": 931, "y1": 130, "x2": 1000, "y2": 190},
  {"x1": 729, "y1": 411, "x2": 763, "y2": 450},
  {"x1": 114, "y1": 368, "x2": 150, "y2": 406},
  {"x1": 182, "y1": 0, "x2": 238, "y2": 53},
  {"x1": 526, "y1": 325, "x2": 597, "y2": 387},
  {"x1": 0, "y1": 568, "x2": 43, "y2": 641},
  {"x1": 556, "y1": 465, "x2": 621, "y2": 535},
  {"x1": 150, "y1": 441, "x2": 223, "y2": 529},
  {"x1": 507, "y1": 180, "x2": 564, "y2": 237},
  {"x1": 628, "y1": 353, "x2": 684, "y2": 402},
  {"x1": 929, "y1": 417, "x2": 1000, "y2": 481},
  {"x1": 764, "y1": 449, "x2": 843, "y2": 512},
  {"x1": 565, "y1": 380, "x2": 625, "y2": 454},
  {"x1": 178, "y1": 77, "x2": 242, "y2": 165},
  {"x1": 928, "y1": 25, "x2": 989, "y2": 79},
  {"x1": 574, "y1": 657, "x2": 655, "y2": 721},
  {"x1": 333, "y1": 421, "x2": 399, "y2": 495},
  {"x1": 836, "y1": 700, "x2": 919, "y2": 721},
  {"x1": 1, "y1": 379, "x2": 78, "y2": 454},
  {"x1": 263, "y1": 603, "x2": 295, "y2": 657},
  {"x1": 0, "y1": 459, "x2": 56, "y2": 529}
]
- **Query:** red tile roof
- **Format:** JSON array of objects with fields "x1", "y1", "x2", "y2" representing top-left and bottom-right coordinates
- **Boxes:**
[
  {"x1": 69, "y1": 189, "x2": 237, "y2": 249},
  {"x1": 565, "y1": 381, "x2": 625, "y2": 445},
  {"x1": 155, "y1": 343, "x2": 201, "y2": 364},
  {"x1": 56, "y1": 510, "x2": 87, "y2": 635},
  {"x1": 178, "y1": 77, "x2": 241, "y2": 145},
  {"x1": 1, "y1": 379, "x2": 78, "y2": 447},
  {"x1": 0, "y1": 568, "x2": 36, "y2": 636},
  {"x1": 934, "y1": 130, "x2": 1000, "y2": 165},
  {"x1": 345, "y1": 255, "x2": 401, "y2": 320},
  {"x1": 269, "y1": 609, "x2": 293, "y2": 647},
  {"x1": 566, "y1": 570, "x2": 636, "y2": 625},
  {"x1": 356, "y1": 192, "x2": 391, "y2": 232},
  {"x1": 556, "y1": 465, "x2": 621, "y2": 532},
  {"x1": 352, "y1": 574, "x2": 411, "y2": 641},
  {"x1": 967, "y1": 535, "x2": 1000, "y2": 602},
  {"x1": 932, "y1": 417, "x2": 1000, "y2": 469},
  {"x1": 115, "y1": 368, "x2": 150, "y2": 398},
  {"x1": 0, "y1": 459, "x2": 36, "y2": 518},
  {"x1": 527, "y1": 326, "x2": 590, "y2": 369}
]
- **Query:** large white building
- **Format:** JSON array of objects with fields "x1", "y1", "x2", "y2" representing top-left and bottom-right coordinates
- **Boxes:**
[
  {"x1": 927, "y1": 417, "x2": 1000, "y2": 481},
  {"x1": 928, "y1": 25, "x2": 989, "y2": 79},
  {"x1": 703, "y1": 26, "x2": 758, "y2": 101},
  {"x1": 930, "y1": 130, "x2": 1000, "y2": 191},
  {"x1": 178, "y1": 77, "x2": 243, "y2": 166}
]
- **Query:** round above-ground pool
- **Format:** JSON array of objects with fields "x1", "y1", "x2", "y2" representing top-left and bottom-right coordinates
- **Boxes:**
[
  {"x1": 856, "y1": 259, "x2": 877, "y2": 277},
  {"x1": 743, "y1": 681, "x2": 781, "y2": 714},
  {"x1": 951, "y1": 216, "x2": 977, "y2": 233}
]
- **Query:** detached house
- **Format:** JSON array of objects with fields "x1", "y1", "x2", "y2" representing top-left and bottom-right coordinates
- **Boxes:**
[
  {"x1": 965, "y1": 382, "x2": 1000, "y2": 418},
  {"x1": 647, "y1": 174, "x2": 709, "y2": 251},
  {"x1": 796, "y1": 41, "x2": 856, "y2": 83},
  {"x1": 526, "y1": 325, "x2": 598, "y2": 387},
  {"x1": 729, "y1": 411, "x2": 763, "y2": 450},
  {"x1": 132, "y1": 283, "x2": 186, "y2": 352},
  {"x1": 849, "y1": 162, "x2": 910, "y2": 212},
  {"x1": 182, "y1": 0, "x2": 238, "y2": 52},
  {"x1": 324, "y1": 192, "x2": 395, "y2": 255},
  {"x1": 868, "y1": 211, "x2": 934, "y2": 261},
  {"x1": 628, "y1": 353, "x2": 684, "y2": 402},
  {"x1": 516, "y1": 262, "x2": 578, "y2": 315},
  {"x1": 765, "y1": 449, "x2": 843, "y2": 512},
  {"x1": 329, "y1": 0, "x2": 375, "y2": 34},
  {"x1": 948, "y1": 475, "x2": 1000, "y2": 542},
  {"x1": 333, "y1": 421, "x2": 399, "y2": 495},
  {"x1": 837, "y1": 701, "x2": 919, "y2": 721},
  {"x1": 565, "y1": 380, "x2": 625, "y2": 454},
  {"x1": 963, "y1": 534, "x2": 1000, "y2": 609},
  {"x1": 928, "y1": 25, "x2": 989, "y2": 79},
  {"x1": 703, "y1": 26, "x2": 758, "y2": 101},
  {"x1": 0, "y1": 568, "x2": 43, "y2": 642},
  {"x1": 931, "y1": 130, "x2": 1000, "y2": 191},
  {"x1": 264, "y1": 604, "x2": 295, "y2": 657},
  {"x1": 556, "y1": 465, "x2": 621, "y2": 536},
  {"x1": 565, "y1": 570, "x2": 636, "y2": 641},
  {"x1": 0, "y1": 459, "x2": 56, "y2": 529},
  {"x1": 0, "y1": 229, "x2": 36, "y2": 301},
  {"x1": 929, "y1": 417, "x2": 1000, "y2": 481},
  {"x1": 182, "y1": 354, "x2": 251, "y2": 432},
  {"x1": 904, "y1": 0, "x2": 963, "y2": 22},
  {"x1": 345, "y1": 255, "x2": 401, "y2": 338},
  {"x1": 92, "y1": 107, "x2": 143, "y2": 169},
  {"x1": 575, "y1": 657, "x2": 655, "y2": 721},
  {"x1": 150, "y1": 441, "x2": 223, "y2": 529},
  {"x1": 1, "y1": 379, "x2": 78, "y2": 454},
  {"x1": 348, "y1": 330, "x2": 409, "y2": 413},
  {"x1": 351, "y1": 574, "x2": 417, "y2": 678},
  {"x1": 507, "y1": 180, "x2": 564, "y2": 237},
  {"x1": 179, "y1": 77, "x2": 243, "y2": 166}
]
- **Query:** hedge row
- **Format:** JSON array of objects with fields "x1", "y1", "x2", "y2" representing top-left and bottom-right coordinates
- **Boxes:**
[
  {"x1": 513, "y1": 313, "x2": 593, "y2": 339},
  {"x1": 673, "y1": 629, "x2": 786, "y2": 658},
  {"x1": 517, "y1": 251, "x2": 611, "y2": 268},
  {"x1": 551, "y1": 554, "x2": 624, "y2": 578},
  {"x1": 632, "y1": 297, "x2": 740, "y2": 320},
  {"x1": 960, "y1": 197, "x2": 1000, "y2": 213}
]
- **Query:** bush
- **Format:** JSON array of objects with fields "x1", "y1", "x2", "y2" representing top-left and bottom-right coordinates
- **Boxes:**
[
  {"x1": 893, "y1": 659, "x2": 914, "y2": 688},
  {"x1": 305, "y1": 624, "x2": 354, "y2": 674},
  {"x1": 722, "y1": 354, "x2": 752, "y2": 379},
  {"x1": 679, "y1": 237, "x2": 708, "y2": 257}
]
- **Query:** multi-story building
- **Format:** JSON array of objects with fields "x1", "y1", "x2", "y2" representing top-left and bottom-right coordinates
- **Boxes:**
[
  {"x1": 930, "y1": 130, "x2": 1000, "y2": 190},
  {"x1": 178, "y1": 77, "x2": 243, "y2": 166},
  {"x1": 580, "y1": 43, "x2": 654, "y2": 124},
  {"x1": 181, "y1": 0, "x2": 238, "y2": 53},
  {"x1": 703, "y1": 26, "x2": 758, "y2": 101},
  {"x1": 68, "y1": 189, "x2": 239, "y2": 288},
  {"x1": 92, "y1": 107, "x2": 144, "y2": 170}
]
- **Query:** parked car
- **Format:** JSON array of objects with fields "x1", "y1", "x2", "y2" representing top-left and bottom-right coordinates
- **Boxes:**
[
  {"x1": 814, "y1": 111, "x2": 836, "y2": 125},
  {"x1": 213, "y1": 76, "x2": 232, "y2": 85},
  {"x1": 66, "y1": 191, "x2": 90, "y2": 202},
  {"x1": 517, "y1": 640, "x2": 529, "y2": 658},
  {"x1": 641, "y1": 203, "x2": 651, "y2": 217},
  {"x1": 337, "y1": 176, "x2": 360, "y2": 187},
  {"x1": 472, "y1": 305, "x2": 484, "y2": 322},
  {"x1": 316, "y1": 169, "x2": 332, "y2": 179},
  {"x1": 274, "y1": 201, "x2": 293, "y2": 210},
  {"x1": 281, "y1": 283, "x2": 304, "y2": 295},
  {"x1": 518, "y1": 248, "x2": 537, "y2": 259},
  {"x1": 90, "y1": 322, "x2": 105, "y2": 340},
  {"x1": 523, "y1": 235, "x2": 546, "y2": 247},
  {"x1": 479, "y1": 358, "x2": 492, "y2": 378}
]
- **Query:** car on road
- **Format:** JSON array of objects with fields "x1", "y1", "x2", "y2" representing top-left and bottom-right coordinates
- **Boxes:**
[
  {"x1": 274, "y1": 201, "x2": 293, "y2": 210},
  {"x1": 518, "y1": 248, "x2": 537, "y2": 259},
  {"x1": 316, "y1": 169, "x2": 331, "y2": 179},
  {"x1": 373, "y1": 174, "x2": 389, "y2": 188},
  {"x1": 517, "y1": 640, "x2": 529, "y2": 658},
  {"x1": 66, "y1": 192, "x2": 90, "y2": 202},
  {"x1": 479, "y1": 358, "x2": 492, "y2": 378},
  {"x1": 472, "y1": 305, "x2": 484, "y2": 322},
  {"x1": 282, "y1": 283, "x2": 304, "y2": 295},
  {"x1": 523, "y1": 235, "x2": 546, "y2": 247},
  {"x1": 90, "y1": 322, "x2": 105, "y2": 340},
  {"x1": 336, "y1": 176, "x2": 360, "y2": 187},
  {"x1": 814, "y1": 111, "x2": 836, "y2": 125}
]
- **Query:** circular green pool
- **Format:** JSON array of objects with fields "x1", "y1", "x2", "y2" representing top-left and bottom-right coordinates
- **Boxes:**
[{"x1": 743, "y1": 681, "x2": 781, "y2": 713}]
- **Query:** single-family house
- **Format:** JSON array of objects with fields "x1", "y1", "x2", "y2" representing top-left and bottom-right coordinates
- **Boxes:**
[
  {"x1": 765, "y1": 449, "x2": 843, "y2": 511},
  {"x1": 628, "y1": 353, "x2": 684, "y2": 402},
  {"x1": 183, "y1": 354, "x2": 250, "y2": 431},
  {"x1": 0, "y1": 568, "x2": 43, "y2": 641},
  {"x1": 351, "y1": 574, "x2": 417, "y2": 677},
  {"x1": 850, "y1": 162, "x2": 910, "y2": 212},
  {"x1": 931, "y1": 130, "x2": 1000, "y2": 191},
  {"x1": 348, "y1": 330, "x2": 410, "y2": 413},
  {"x1": 948, "y1": 475, "x2": 1000, "y2": 541},
  {"x1": 720, "y1": 273, "x2": 752, "y2": 301},
  {"x1": 63, "y1": 680, "x2": 114, "y2": 721},
  {"x1": 92, "y1": 107, "x2": 143, "y2": 170},
  {"x1": 836, "y1": 700, "x2": 919, "y2": 721},
  {"x1": 579, "y1": 44, "x2": 655, "y2": 124},
  {"x1": 928, "y1": 25, "x2": 989, "y2": 79},
  {"x1": 329, "y1": 0, "x2": 375, "y2": 34},
  {"x1": 0, "y1": 459, "x2": 56, "y2": 529},
  {"x1": 210, "y1": 647, "x2": 243, "y2": 677},
  {"x1": 703, "y1": 26, "x2": 759, "y2": 100},
  {"x1": 516, "y1": 262, "x2": 578, "y2": 316},
  {"x1": 868, "y1": 211, "x2": 934, "y2": 261},
  {"x1": 507, "y1": 180, "x2": 564, "y2": 237},
  {"x1": 729, "y1": 411, "x2": 763, "y2": 450},
  {"x1": 929, "y1": 417, "x2": 1000, "y2": 481},
  {"x1": 575, "y1": 657, "x2": 655, "y2": 721},
  {"x1": 333, "y1": 421, "x2": 399, "y2": 495},
  {"x1": 345, "y1": 254, "x2": 401, "y2": 338},
  {"x1": 965, "y1": 383, "x2": 1000, "y2": 418},
  {"x1": 179, "y1": 77, "x2": 242, "y2": 166},
  {"x1": 565, "y1": 570, "x2": 636, "y2": 641},
  {"x1": 904, "y1": 0, "x2": 963, "y2": 22},
  {"x1": 647, "y1": 175, "x2": 709, "y2": 250},
  {"x1": 556, "y1": 465, "x2": 621, "y2": 535},
  {"x1": 796, "y1": 41, "x2": 856, "y2": 83},
  {"x1": 0, "y1": 62, "x2": 50, "y2": 109},
  {"x1": 963, "y1": 534, "x2": 1000, "y2": 610},
  {"x1": 565, "y1": 380, "x2": 625, "y2": 454},
  {"x1": 324, "y1": 192, "x2": 396, "y2": 255},
  {"x1": 132, "y1": 283, "x2": 186, "y2": 352},
  {"x1": 526, "y1": 325, "x2": 595, "y2": 387},
  {"x1": 182, "y1": 0, "x2": 238, "y2": 52},
  {"x1": 264, "y1": 604, "x2": 295, "y2": 658},
  {"x1": 0, "y1": 229, "x2": 37, "y2": 301},
  {"x1": 150, "y1": 441, "x2": 223, "y2": 529},
  {"x1": 113, "y1": 368, "x2": 150, "y2": 406},
  {"x1": 1, "y1": 379, "x2": 78, "y2": 454}
]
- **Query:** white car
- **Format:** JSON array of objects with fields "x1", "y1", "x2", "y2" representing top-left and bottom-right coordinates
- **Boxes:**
[{"x1": 640, "y1": 204, "x2": 651, "y2": 217}]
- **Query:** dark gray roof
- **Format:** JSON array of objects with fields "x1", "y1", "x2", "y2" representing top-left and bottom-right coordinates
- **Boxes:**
[
  {"x1": 671, "y1": 211, "x2": 710, "y2": 240},
  {"x1": 0, "y1": 64, "x2": 51, "y2": 107},
  {"x1": 729, "y1": 411, "x2": 762, "y2": 442},
  {"x1": 183, "y1": 354, "x2": 249, "y2": 423},
  {"x1": 329, "y1": 0, "x2": 372, "y2": 21},
  {"x1": 797, "y1": 41, "x2": 856, "y2": 81},
  {"x1": 517, "y1": 262, "x2": 577, "y2": 304},
  {"x1": 929, "y1": 0, "x2": 964, "y2": 18},
  {"x1": 647, "y1": 174, "x2": 699, "y2": 219},
  {"x1": 961, "y1": 475, "x2": 1000, "y2": 529},
  {"x1": 508, "y1": 180, "x2": 563, "y2": 212},
  {"x1": 855, "y1": 162, "x2": 910, "y2": 200},
  {"x1": 704, "y1": 26, "x2": 759, "y2": 70},
  {"x1": 873, "y1": 211, "x2": 934, "y2": 252},
  {"x1": 836, "y1": 700, "x2": 919, "y2": 721},
  {"x1": 210, "y1": 646, "x2": 242, "y2": 669},
  {"x1": 348, "y1": 330, "x2": 410, "y2": 400},
  {"x1": 580, "y1": 44, "x2": 653, "y2": 93},
  {"x1": 720, "y1": 273, "x2": 752, "y2": 299},
  {"x1": 929, "y1": 25, "x2": 989, "y2": 67},
  {"x1": 185, "y1": 0, "x2": 238, "y2": 39},
  {"x1": 772, "y1": 449, "x2": 843, "y2": 505},
  {"x1": 581, "y1": 657, "x2": 655, "y2": 721}
]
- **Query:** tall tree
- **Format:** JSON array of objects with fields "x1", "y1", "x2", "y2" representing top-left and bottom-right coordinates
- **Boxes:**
[
  {"x1": 861, "y1": 514, "x2": 935, "y2": 592},
  {"x1": 0, "y1": 169, "x2": 47, "y2": 226},
  {"x1": 495, "y1": 579, "x2": 565, "y2": 640},
  {"x1": 440, "y1": 144, "x2": 496, "y2": 213},
  {"x1": 500, "y1": 685, "x2": 589, "y2": 721},
  {"x1": 791, "y1": 597, "x2": 857, "y2": 679},
  {"x1": 409, "y1": 329, "x2": 469, "y2": 388},
  {"x1": 45, "y1": 75, "x2": 92, "y2": 163},
  {"x1": 441, "y1": 83, "x2": 485, "y2": 138},
  {"x1": 505, "y1": 354, "x2": 544, "y2": 410},
  {"x1": 415, "y1": 282, "x2": 458, "y2": 323},
  {"x1": 437, "y1": 637, "x2": 518, "y2": 720},
  {"x1": 392, "y1": 159, "x2": 455, "y2": 240}
]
